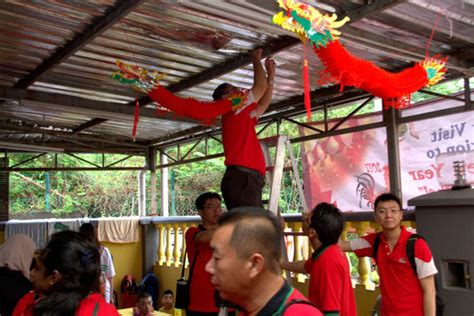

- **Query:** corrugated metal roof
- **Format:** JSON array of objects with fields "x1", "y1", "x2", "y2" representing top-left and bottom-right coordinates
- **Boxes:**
[{"x1": 0, "y1": 0, "x2": 472, "y2": 155}]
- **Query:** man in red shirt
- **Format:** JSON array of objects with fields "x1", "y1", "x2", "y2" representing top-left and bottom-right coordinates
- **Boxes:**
[
  {"x1": 205, "y1": 207, "x2": 323, "y2": 316},
  {"x1": 340, "y1": 193, "x2": 438, "y2": 316},
  {"x1": 282, "y1": 203, "x2": 357, "y2": 316},
  {"x1": 212, "y1": 50, "x2": 275, "y2": 210},
  {"x1": 185, "y1": 192, "x2": 235, "y2": 316},
  {"x1": 148, "y1": 49, "x2": 275, "y2": 210}
]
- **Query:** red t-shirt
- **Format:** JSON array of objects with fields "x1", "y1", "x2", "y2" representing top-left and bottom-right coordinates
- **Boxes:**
[
  {"x1": 185, "y1": 226, "x2": 218, "y2": 313},
  {"x1": 351, "y1": 227, "x2": 438, "y2": 316},
  {"x1": 221, "y1": 91, "x2": 266, "y2": 175},
  {"x1": 13, "y1": 291, "x2": 119, "y2": 316},
  {"x1": 240, "y1": 281, "x2": 323, "y2": 316},
  {"x1": 304, "y1": 244, "x2": 357, "y2": 316}
]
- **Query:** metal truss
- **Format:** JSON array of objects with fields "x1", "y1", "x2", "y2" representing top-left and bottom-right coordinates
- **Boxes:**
[{"x1": 0, "y1": 152, "x2": 144, "y2": 172}]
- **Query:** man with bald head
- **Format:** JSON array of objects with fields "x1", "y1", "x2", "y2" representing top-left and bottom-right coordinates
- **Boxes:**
[{"x1": 205, "y1": 208, "x2": 322, "y2": 316}]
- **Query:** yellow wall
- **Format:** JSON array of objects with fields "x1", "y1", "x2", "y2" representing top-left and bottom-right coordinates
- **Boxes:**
[
  {"x1": 103, "y1": 229, "x2": 143, "y2": 306},
  {"x1": 355, "y1": 284, "x2": 380, "y2": 316},
  {"x1": 154, "y1": 264, "x2": 183, "y2": 303}
]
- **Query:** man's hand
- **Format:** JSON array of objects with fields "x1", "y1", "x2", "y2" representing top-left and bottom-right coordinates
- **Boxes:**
[
  {"x1": 254, "y1": 56, "x2": 275, "y2": 117},
  {"x1": 265, "y1": 57, "x2": 276, "y2": 79},
  {"x1": 250, "y1": 48, "x2": 263, "y2": 63}
]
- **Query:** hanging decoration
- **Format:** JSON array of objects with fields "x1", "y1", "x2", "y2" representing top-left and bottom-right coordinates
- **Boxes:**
[
  {"x1": 272, "y1": 0, "x2": 448, "y2": 110},
  {"x1": 112, "y1": 60, "x2": 166, "y2": 94},
  {"x1": 112, "y1": 61, "x2": 165, "y2": 140},
  {"x1": 132, "y1": 99, "x2": 140, "y2": 141},
  {"x1": 113, "y1": 60, "x2": 250, "y2": 126},
  {"x1": 302, "y1": 39, "x2": 311, "y2": 119}
]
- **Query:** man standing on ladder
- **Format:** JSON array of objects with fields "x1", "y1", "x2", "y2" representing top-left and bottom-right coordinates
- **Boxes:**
[
  {"x1": 213, "y1": 49, "x2": 275, "y2": 210},
  {"x1": 148, "y1": 48, "x2": 275, "y2": 210}
]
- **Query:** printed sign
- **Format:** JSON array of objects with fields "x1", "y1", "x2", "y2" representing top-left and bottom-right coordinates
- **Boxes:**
[{"x1": 300, "y1": 103, "x2": 473, "y2": 211}]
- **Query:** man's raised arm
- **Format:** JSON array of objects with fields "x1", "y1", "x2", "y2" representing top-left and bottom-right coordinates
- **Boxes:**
[{"x1": 250, "y1": 48, "x2": 267, "y2": 102}]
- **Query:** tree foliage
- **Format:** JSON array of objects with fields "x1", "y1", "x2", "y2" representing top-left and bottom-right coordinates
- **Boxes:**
[{"x1": 8, "y1": 154, "x2": 145, "y2": 218}]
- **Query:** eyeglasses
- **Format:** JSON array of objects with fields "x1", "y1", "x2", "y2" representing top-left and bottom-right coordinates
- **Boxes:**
[{"x1": 203, "y1": 204, "x2": 223, "y2": 211}]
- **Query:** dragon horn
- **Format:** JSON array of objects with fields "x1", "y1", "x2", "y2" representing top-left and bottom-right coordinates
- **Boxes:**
[{"x1": 331, "y1": 16, "x2": 351, "y2": 29}]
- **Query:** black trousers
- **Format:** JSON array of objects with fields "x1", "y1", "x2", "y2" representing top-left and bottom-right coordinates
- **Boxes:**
[{"x1": 221, "y1": 166, "x2": 265, "y2": 210}]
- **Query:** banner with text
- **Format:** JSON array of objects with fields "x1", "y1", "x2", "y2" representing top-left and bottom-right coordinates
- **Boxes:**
[{"x1": 300, "y1": 106, "x2": 473, "y2": 212}]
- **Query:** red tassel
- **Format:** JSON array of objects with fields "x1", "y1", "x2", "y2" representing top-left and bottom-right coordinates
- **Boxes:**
[
  {"x1": 132, "y1": 98, "x2": 140, "y2": 141},
  {"x1": 303, "y1": 40, "x2": 311, "y2": 120}
]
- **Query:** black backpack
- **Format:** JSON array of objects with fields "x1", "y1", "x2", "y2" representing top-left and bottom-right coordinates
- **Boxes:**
[{"x1": 373, "y1": 233, "x2": 445, "y2": 316}]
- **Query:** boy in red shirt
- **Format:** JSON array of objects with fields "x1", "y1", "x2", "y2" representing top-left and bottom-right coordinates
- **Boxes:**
[
  {"x1": 185, "y1": 192, "x2": 236, "y2": 316},
  {"x1": 282, "y1": 203, "x2": 357, "y2": 316},
  {"x1": 340, "y1": 193, "x2": 438, "y2": 316}
]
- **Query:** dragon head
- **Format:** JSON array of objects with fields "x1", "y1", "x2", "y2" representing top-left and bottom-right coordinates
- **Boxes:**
[
  {"x1": 272, "y1": 0, "x2": 350, "y2": 47},
  {"x1": 112, "y1": 60, "x2": 166, "y2": 93},
  {"x1": 421, "y1": 55, "x2": 448, "y2": 86}
]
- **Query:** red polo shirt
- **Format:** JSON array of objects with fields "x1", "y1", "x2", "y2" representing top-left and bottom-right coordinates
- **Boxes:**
[
  {"x1": 221, "y1": 90, "x2": 266, "y2": 175},
  {"x1": 240, "y1": 281, "x2": 323, "y2": 316},
  {"x1": 185, "y1": 226, "x2": 218, "y2": 313},
  {"x1": 351, "y1": 226, "x2": 438, "y2": 316},
  {"x1": 304, "y1": 244, "x2": 357, "y2": 316}
]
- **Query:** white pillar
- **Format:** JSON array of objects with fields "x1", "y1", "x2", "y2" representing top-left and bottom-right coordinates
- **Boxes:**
[
  {"x1": 138, "y1": 170, "x2": 146, "y2": 216},
  {"x1": 160, "y1": 153, "x2": 169, "y2": 217},
  {"x1": 150, "y1": 170, "x2": 157, "y2": 214}
]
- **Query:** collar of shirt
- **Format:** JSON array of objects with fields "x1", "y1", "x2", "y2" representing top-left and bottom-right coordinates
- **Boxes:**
[
  {"x1": 256, "y1": 281, "x2": 293, "y2": 316},
  {"x1": 379, "y1": 225, "x2": 411, "y2": 245},
  {"x1": 311, "y1": 244, "x2": 331, "y2": 261}
]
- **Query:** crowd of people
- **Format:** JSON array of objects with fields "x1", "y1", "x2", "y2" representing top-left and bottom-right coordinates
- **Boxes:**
[
  {"x1": 184, "y1": 191, "x2": 438, "y2": 316},
  {"x1": 0, "y1": 190, "x2": 438, "y2": 316}
]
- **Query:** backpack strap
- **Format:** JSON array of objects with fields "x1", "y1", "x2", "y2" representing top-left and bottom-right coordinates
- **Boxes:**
[
  {"x1": 406, "y1": 234, "x2": 445, "y2": 315},
  {"x1": 92, "y1": 302, "x2": 99, "y2": 316},
  {"x1": 406, "y1": 233, "x2": 424, "y2": 276},
  {"x1": 279, "y1": 299, "x2": 320, "y2": 315},
  {"x1": 372, "y1": 232, "x2": 382, "y2": 262}
]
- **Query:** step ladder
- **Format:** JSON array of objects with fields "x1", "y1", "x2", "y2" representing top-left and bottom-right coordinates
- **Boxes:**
[
  {"x1": 260, "y1": 135, "x2": 308, "y2": 214},
  {"x1": 260, "y1": 135, "x2": 308, "y2": 285}
]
